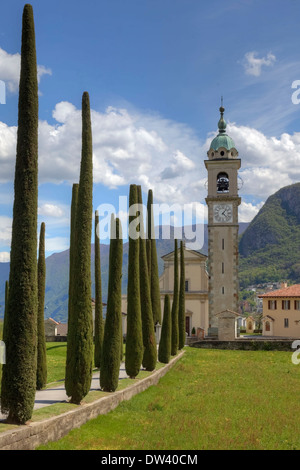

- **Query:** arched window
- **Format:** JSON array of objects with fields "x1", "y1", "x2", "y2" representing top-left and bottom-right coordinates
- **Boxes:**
[
  {"x1": 265, "y1": 321, "x2": 270, "y2": 332},
  {"x1": 217, "y1": 172, "x2": 229, "y2": 193}
]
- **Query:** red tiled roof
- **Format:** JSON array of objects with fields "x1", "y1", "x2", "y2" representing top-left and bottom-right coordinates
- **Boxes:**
[
  {"x1": 259, "y1": 284, "x2": 300, "y2": 298},
  {"x1": 47, "y1": 317, "x2": 59, "y2": 325}
]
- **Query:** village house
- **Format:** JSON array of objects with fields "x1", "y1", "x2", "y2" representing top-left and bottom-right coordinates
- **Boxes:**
[
  {"x1": 259, "y1": 283, "x2": 300, "y2": 338},
  {"x1": 44, "y1": 318, "x2": 68, "y2": 338}
]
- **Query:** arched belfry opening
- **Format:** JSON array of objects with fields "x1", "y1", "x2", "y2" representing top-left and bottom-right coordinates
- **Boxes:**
[{"x1": 217, "y1": 172, "x2": 229, "y2": 193}]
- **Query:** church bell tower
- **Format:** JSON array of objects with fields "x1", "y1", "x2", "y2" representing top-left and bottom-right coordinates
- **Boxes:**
[{"x1": 205, "y1": 106, "x2": 241, "y2": 337}]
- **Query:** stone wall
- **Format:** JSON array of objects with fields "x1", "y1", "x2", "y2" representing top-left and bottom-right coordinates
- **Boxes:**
[
  {"x1": 46, "y1": 336, "x2": 67, "y2": 342},
  {"x1": 191, "y1": 339, "x2": 295, "y2": 351}
]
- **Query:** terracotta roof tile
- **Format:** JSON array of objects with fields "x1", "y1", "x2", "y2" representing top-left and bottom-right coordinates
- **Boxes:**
[{"x1": 259, "y1": 284, "x2": 300, "y2": 298}]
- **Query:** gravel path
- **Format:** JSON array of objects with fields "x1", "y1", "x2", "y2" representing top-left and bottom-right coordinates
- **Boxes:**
[{"x1": 0, "y1": 362, "x2": 129, "y2": 421}]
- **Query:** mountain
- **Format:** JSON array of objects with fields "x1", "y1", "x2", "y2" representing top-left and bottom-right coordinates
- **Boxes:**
[
  {"x1": 0, "y1": 223, "x2": 249, "y2": 322},
  {"x1": 239, "y1": 182, "x2": 300, "y2": 288}
]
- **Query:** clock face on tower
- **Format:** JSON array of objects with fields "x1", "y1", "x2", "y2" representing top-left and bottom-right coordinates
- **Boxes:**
[{"x1": 213, "y1": 203, "x2": 233, "y2": 223}]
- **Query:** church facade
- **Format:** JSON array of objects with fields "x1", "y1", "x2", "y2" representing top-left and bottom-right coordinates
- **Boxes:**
[{"x1": 159, "y1": 245, "x2": 209, "y2": 337}]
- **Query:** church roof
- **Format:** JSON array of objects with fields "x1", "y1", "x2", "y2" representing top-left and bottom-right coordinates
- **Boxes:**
[
  {"x1": 209, "y1": 105, "x2": 236, "y2": 151},
  {"x1": 210, "y1": 134, "x2": 236, "y2": 151},
  {"x1": 161, "y1": 247, "x2": 207, "y2": 260}
]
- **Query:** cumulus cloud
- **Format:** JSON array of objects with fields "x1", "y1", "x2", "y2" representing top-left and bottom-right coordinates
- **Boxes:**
[
  {"x1": 160, "y1": 150, "x2": 195, "y2": 179},
  {"x1": 243, "y1": 51, "x2": 276, "y2": 77},
  {"x1": 0, "y1": 252, "x2": 10, "y2": 262},
  {"x1": 225, "y1": 123, "x2": 300, "y2": 198},
  {"x1": 1, "y1": 98, "x2": 300, "y2": 224},
  {"x1": 0, "y1": 47, "x2": 51, "y2": 94},
  {"x1": 239, "y1": 201, "x2": 264, "y2": 223},
  {"x1": 38, "y1": 203, "x2": 65, "y2": 218},
  {"x1": 0, "y1": 216, "x2": 12, "y2": 246},
  {"x1": 45, "y1": 236, "x2": 69, "y2": 254},
  {"x1": 0, "y1": 101, "x2": 205, "y2": 205}
]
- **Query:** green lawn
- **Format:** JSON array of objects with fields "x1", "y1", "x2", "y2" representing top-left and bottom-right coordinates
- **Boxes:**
[
  {"x1": 38, "y1": 347, "x2": 300, "y2": 450},
  {"x1": 45, "y1": 342, "x2": 68, "y2": 384}
]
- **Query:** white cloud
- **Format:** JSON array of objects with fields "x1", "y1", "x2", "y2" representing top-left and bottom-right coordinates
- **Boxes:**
[
  {"x1": 239, "y1": 201, "x2": 264, "y2": 223},
  {"x1": 0, "y1": 47, "x2": 51, "y2": 93},
  {"x1": 243, "y1": 51, "x2": 276, "y2": 77},
  {"x1": 0, "y1": 252, "x2": 10, "y2": 262},
  {"x1": 45, "y1": 236, "x2": 69, "y2": 254},
  {"x1": 2, "y1": 99, "x2": 300, "y2": 226},
  {"x1": 38, "y1": 203, "x2": 65, "y2": 218},
  {"x1": 0, "y1": 216, "x2": 12, "y2": 246},
  {"x1": 160, "y1": 150, "x2": 195, "y2": 179},
  {"x1": 0, "y1": 101, "x2": 205, "y2": 207},
  {"x1": 225, "y1": 123, "x2": 300, "y2": 198}
]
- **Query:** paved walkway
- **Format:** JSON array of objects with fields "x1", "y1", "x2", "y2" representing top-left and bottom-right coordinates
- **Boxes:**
[{"x1": 0, "y1": 363, "x2": 129, "y2": 421}]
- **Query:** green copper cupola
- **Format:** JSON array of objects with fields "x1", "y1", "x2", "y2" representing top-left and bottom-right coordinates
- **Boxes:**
[{"x1": 207, "y1": 106, "x2": 238, "y2": 160}]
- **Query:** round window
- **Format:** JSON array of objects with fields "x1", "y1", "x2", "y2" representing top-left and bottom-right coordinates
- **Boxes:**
[{"x1": 220, "y1": 151, "x2": 225, "y2": 156}]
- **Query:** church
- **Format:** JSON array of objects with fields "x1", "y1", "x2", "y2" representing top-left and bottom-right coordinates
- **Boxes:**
[
  {"x1": 122, "y1": 105, "x2": 242, "y2": 341},
  {"x1": 159, "y1": 105, "x2": 242, "y2": 339}
]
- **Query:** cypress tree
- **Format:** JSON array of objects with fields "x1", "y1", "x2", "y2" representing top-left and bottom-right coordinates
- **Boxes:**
[
  {"x1": 65, "y1": 91, "x2": 93, "y2": 404},
  {"x1": 137, "y1": 186, "x2": 157, "y2": 371},
  {"x1": 1, "y1": 4, "x2": 39, "y2": 424},
  {"x1": 36, "y1": 222, "x2": 47, "y2": 390},
  {"x1": 171, "y1": 239, "x2": 179, "y2": 356},
  {"x1": 146, "y1": 239, "x2": 151, "y2": 282},
  {"x1": 65, "y1": 183, "x2": 79, "y2": 394},
  {"x1": 178, "y1": 241, "x2": 186, "y2": 350},
  {"x1": 125, "y1": 184, "x2": 143, "y2": 379},
  {"x1": 100, "y1": 216, "x2": 123, "y2": 392},
  {"x1": 158, "y1": 295, "x2": 171, "y2": 364},
  {"x1": 147, "y1": 190, "x2": 161, "y2": 324},
  {"x1": 94, "y1": 210, "x2": 104, "y2": 368}
]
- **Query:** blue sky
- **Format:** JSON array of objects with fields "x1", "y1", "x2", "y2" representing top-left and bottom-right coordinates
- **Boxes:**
[{"x1": 0, "y1": 0, "x2": 300, "y2": 258}]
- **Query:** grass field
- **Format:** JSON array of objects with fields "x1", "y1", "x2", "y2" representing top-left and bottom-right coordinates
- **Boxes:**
[
  {"x1": 46, "y1": 343, "x2": 68, "y2": 384},
  {"x1": 38, "y1": 347, "x2": 300, "y2": 451}
]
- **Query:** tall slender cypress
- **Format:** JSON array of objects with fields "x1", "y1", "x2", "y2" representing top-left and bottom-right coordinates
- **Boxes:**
[
  {"x1": 137, "y1": 186, "x2": 157, "y2": 371},
  {"x1": 100, "y1": 216, "x2": 123, "y2": 392},
  {"x1": 65, "y1": 92, "x2": 93, "y2": 404},
  {"x1": 171, "y1": 239, "x2": 179, "y2": 356},
  {"x1": 147, "y1": 190, "x2": 161, "y2": 324},
  {"x1": 1, "y1": 4, "x2": 39, "y2": 424},
  {"x1": 94, "y1": 210, "x2": 104, "y2": 368},
  {"x1": 158, "y1": 295, "x2": 171, "y2": 364},
  {"x1": 65, "y1": 183, "x2": 79, "y2": 394},
  {"x1": 146, "y1": 239, "x2": 151, "y2": 282},
  {"x1": 178, "y1": 241, "x2": 186, "y2": 350},
  {"x1": 36, "y1": 222, "x2": 47, "y2": 390},
  {"x1": 125, "y1": 184, "x2": 143, "y2": 379}
]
